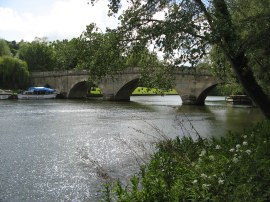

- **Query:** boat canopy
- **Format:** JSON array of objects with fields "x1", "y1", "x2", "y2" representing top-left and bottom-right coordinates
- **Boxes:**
[{"x1": 28, "y1": 87, "x2": 55, "y2": 93}]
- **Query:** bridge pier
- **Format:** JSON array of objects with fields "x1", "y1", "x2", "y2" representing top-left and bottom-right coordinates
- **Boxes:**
[
  {"x1": 103, "y1": 94, "x2": 115, "y2": 101},
  {"x1": 182, "y1": 95, "x2": 197, "y2": 105},
  {"x1": 181, "y1": 95, "x2": 205, "y2": 105},
  {"x1": 102, "y1": 93, "x2": 131, "y2": 101}
]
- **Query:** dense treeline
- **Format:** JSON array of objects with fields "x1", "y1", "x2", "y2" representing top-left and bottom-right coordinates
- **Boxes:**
[
  {"x1": 0, "y1": 37, "x2": 82, "y2": 89},
  {"x1": 1, "y1": 32, "x2": 162, "y2": 73},
  {"x1": 1, "y1": 37, "x2": 81, "y2": 72},
  {"x1": 0, "y1": 29, "x2": 162, "y2": 90}
]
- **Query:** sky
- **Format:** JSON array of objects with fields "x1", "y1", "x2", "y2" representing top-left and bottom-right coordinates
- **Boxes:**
[{"x1": 0, "y1": 0, "x2": 121, "y2": 42}]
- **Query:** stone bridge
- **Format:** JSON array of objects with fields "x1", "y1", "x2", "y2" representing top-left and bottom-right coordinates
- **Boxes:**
[{"x1": 30, "y1": 68, "x2": 219, "y2": 105}]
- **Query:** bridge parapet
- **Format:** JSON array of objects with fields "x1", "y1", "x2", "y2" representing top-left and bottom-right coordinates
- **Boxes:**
[
  {"x1": 118, "y1": 67, "x2": 213, "y2": 76},
  {"x1": 174, "y1": 68, "x2": 213, "y2": 76},
  {"x1": 30, "y1": 70, "x2": 90, "y2": 77},
  {"x1": 30, "y1": 67, "x2": 213, "y2": 78}
]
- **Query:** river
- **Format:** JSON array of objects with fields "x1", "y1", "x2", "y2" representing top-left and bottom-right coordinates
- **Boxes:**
[{"x1": 0, "y1": 96, "x2": 264, "y2": 201}]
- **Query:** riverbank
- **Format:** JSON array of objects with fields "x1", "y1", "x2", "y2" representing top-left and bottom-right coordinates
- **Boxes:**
[{"x1": 102, "y1": 121, "x2": 270, "y2": 201}]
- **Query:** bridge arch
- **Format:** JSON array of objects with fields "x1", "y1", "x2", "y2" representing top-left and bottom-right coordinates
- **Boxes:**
[
  {"x1": 68, "y1": 81, "x2": 90, "y2": 98},
  {"x1": 174, "y1": 75, "x2": 220, "y2": 105},
  {"x1": 196, "y1": 84, "x2": 219, "y2": 105},
  {"x1": 115, "y1": 78, "x2": 140, "y2": 101}
]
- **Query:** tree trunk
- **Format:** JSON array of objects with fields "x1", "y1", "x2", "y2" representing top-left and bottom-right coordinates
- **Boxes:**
[
  {"x1": 210, "y1": 0, "x2": 270, "y2": 119},
  {"x1": 226, "y1": 52, "x2": 270, "y2": 118}
]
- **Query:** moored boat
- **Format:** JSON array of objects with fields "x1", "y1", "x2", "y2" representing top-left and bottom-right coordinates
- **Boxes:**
[
  {"x1": 226, "y1": 95, "x2": 253, "y2": 105},
  {"x1": 0, "y1": 89, "x2": 13, "y2": 100},
  {"x1": 17, "y1": 87, "x2": 57, "y2": 99}
]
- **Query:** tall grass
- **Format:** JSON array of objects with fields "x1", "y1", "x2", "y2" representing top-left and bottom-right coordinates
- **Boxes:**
[{"x1": 100, "y1": 121, "x2": 270, "y2": 201}]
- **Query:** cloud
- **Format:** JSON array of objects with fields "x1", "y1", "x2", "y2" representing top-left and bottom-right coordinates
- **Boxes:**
[{"x1": 0, "y1": 0, "x2": 120, "y2": 41}]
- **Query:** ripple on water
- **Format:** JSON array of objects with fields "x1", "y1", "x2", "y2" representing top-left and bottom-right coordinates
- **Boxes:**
[{"x1": 0, "y1": 97, "x2": 264, "y2": 201}]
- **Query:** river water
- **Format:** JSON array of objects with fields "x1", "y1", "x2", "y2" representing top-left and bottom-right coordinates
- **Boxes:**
[{"x1": 0, "y1": 96, "x2": 264, "y2": 201}]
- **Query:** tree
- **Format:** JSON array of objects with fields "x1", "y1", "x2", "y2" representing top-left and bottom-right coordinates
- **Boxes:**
[
  {"x1": 229, "y1": 0, "x2": 270, "y2": 96},
  {"x1": 0, "y1": 56, "x2": 29, "y2": 89},
  {"x1": 6, "y1": 40, "x2": 20, "y2": 56},
  {"x1": 77, "y1": 23, "x2": 127, "y2": 81},
  {"x1": 78, "y1": 23, "x2": 172, "y2": 88},
  {"x1": 90, "y1": 0, "x2": 270, "y2": 118},
  {"x1": 50, "y1": 38, "x2": 80, "y2": 70},
  {"x1": 18, "y1": 40, "x2": 56, "y2": 71},
  {"x1": 209, "y1": 0, "x2": 270, "y2": 96},
  {"x1": 0, "y1": 39, "x2": 12, "y2": 56},
  {"x1": 125, "y1": 45, "x2": 173, "y2": 89}
]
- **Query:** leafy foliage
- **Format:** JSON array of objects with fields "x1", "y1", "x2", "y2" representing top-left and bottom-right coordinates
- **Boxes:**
[
  {"x1": 232, "y1": 0, "x2": 270, "y2": 95},
  {"x1": 102, "y1": 121, "x2": 270, "y2": 201},
  {"x1": 0, "y1": 39, "x2": 12, "y2": 56},
  {"x1": 93, "y1": 0, "x2": 212, "y2": 67},
  {"x1": 210, "y1": 0, "x2": 270, "y2": 96},
  {"x1": 0, "y1": 56, "x2": 29, "y2": 89},
  {"x1": 78, "y1": 23, "x2": 169, "y2": 87},
  {"x1": 6, "y1": 40, "x2": 20, "y2": 56},
  {"x1": 125, "y1": 45, "x2": 174, "y2": 89},
  {"x1": 18, "y1": 39, "x2": 56, "y2": 71},
  {"x1": 50, "y1": 38, "x2": 81, "y2": 70},
  {"x1": 77, "y1": 24, "x2": 126, "y2": 81}
]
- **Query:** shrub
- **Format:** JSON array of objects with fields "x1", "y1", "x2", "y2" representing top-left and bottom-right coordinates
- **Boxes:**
[{"x1": 101, "y1": 121, "x2": 270, "y2": 201}]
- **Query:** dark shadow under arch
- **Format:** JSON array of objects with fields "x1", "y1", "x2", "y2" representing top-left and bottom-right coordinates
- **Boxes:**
[
  {"x1": 196, "y1": 84, "x2": 218, "y2": 105},
  {"x1": 68, "y1": 81, "x2": 91, "y2": 98},
  {"x1": 115, "y1": 78, "x2": 140, "y2": 101}
]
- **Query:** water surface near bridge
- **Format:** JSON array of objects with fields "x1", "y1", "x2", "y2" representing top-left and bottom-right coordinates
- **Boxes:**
[{"x1": 0, "y1": 96, "x2": 263, "y2": 201}]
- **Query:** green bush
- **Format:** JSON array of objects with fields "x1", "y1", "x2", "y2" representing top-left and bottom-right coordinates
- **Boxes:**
[
  {"x1": 0, "y1": 56, "x2": 29, "y2": 89},
  {"x1": 101, "y1": 121, "x2": 270, "y2": 201}
]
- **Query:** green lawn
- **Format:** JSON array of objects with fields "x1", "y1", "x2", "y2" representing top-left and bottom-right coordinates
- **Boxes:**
[
  {"x1": 89, "y1": 87, "x2": 177, "y2": 95},
  {"x1": 132, "y1": 87, "x2": 177, "y2": 95}
]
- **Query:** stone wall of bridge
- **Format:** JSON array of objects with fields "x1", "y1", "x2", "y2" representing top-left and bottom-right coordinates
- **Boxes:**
[
  {"x1": 30, "y1": 68, "x2": 219, "y2": 105},
  {"x1": 174, "y1": 74, "x2": 218, "y2": 105},
  {"x1": 30, "y1": 70, "x2": 90, "y2": 98}
]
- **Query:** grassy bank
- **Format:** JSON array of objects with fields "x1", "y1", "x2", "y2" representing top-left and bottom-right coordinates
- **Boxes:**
[
  {"x1": 132, "y1": 87, "x2": 177, "y2": 95},
  {"x1": 101, "y1": 121, "x2": 270, "y2": 201},
  {"x1": 89, "y1": 87, "x2": 177, "y2": 96}
]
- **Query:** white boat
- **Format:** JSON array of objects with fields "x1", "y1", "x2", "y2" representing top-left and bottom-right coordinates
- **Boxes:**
[
  {"x1": 17, "y1": 87, "x2": 57, "y2": 99},
  {"x1": 0, "y1": 89, "x2": 13, "y2": 100}
]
